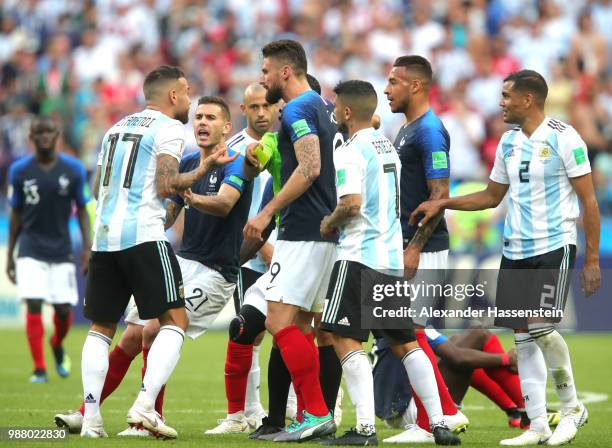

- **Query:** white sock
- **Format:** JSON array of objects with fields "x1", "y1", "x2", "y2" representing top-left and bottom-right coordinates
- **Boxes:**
[
  {"x1": 401, "y1": 348, "x2": 443, "y2": 426},
  {"x1": 245, "y1": 344, "x2": 262, "y2": 415},
  {"x1": 136, "y1": 325, "x2": 184, "y2": 408},
  {"x1": 515, "y1": 333, "x2": 549, "y2": 432},
  {"x1": 341, "y1": 350, "x2": 375, "y2": 435},
  {"x1": 530, "y1": 326, "x2": 579, "y2": 410},
  {"x1": 82, "y1": 331, "x2": 112, "y2": 420},
  {"x1": 287, "y1": 383, "x2": 297, "y2": 407}
]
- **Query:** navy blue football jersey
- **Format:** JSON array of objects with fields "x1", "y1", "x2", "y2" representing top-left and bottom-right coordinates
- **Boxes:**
[
  {"x1": 170, "y1": 149, "x2": 252, "y2": 283},
  {"x1": 394, "y1": 109, "x2": 450, "y2": 252},
  {"x1": 277, "y1": 90, "x2": 337, "y2": 241},
  {"x1": 9, "y1": 154, "x2": 89, "y2": 262}
]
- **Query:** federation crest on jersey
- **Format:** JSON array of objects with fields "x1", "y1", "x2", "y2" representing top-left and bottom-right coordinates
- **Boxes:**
[
  {"x1": 538, "y1": 144, "x2": 552, "y2": 163},
  {"x1": 58, "y1": 174, "x2": 70, "y2": 195},
  {"x1": 209, "y1": 171, "x2": 218, "y2": 185}
]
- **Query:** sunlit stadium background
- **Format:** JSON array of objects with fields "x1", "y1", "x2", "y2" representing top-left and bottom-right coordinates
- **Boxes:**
[
  {"x1": 1, "y1": 0, "x2": 610, "y2": 330},
  {"x1": 0, "y1": 1, "x2": 611, "y2": 446}
]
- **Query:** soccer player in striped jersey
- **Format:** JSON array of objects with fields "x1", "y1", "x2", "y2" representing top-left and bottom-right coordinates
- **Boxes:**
[
  {"x1": 81, "y1": 66, "x2": 236, "y2": 439},
  {"x1": 411, "y1": 69, "x2": 601, "y2": 446},
  {"x1": 318, "y1": 80, "x2": 459, "y2": 447},
  {"x1": 221, "y1": 83, "x2": 277, "y2": 431}
]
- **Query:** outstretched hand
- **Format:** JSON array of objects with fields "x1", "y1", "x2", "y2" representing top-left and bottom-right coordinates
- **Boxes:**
[
  {"x1": 202, "y1": 146, "x2": 239, "y2": 171},
  {"x1": 409, "y1": 199, "x2": 445, "y2": 228}
]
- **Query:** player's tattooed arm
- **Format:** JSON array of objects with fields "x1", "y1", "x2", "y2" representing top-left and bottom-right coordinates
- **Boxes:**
[
  {"x1": 402, "y1": 177, "x2": 449, "y2": 279},
  {"x1": 320, "y1": 194, "x2": 362, "y2": 239},
  {"x1": 164, "y1": 199, "x2": 184, "y2": 230},
  {"x1": 244, "y1": 135, "x2": 320, "y2": 241},
  {"x1": 155, "y1": 149, "x2": 239, "y2": 198},
  {"x1": 5, "y1": 207, "x2": 22, "y2": 284},
  {"x1": 295, "y1": 134, "x2": 321, "y2": 182},
  {"x1": 261, "y1": 134, "x2": 320, "y2": 214},
  {"x1": 407, "y1": 177, "x2": 450, "y2": 251},
  {"x1": 409, "y1": 179, "x2": 509, "y2": 227}
]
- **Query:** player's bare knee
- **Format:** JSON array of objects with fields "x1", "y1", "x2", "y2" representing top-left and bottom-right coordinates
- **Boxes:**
[
  {"x1": 118, "y1": 323, "x2": 144, "y2": 357},
  {"x1": 391, "y1": 340, "x2": 419, "y2": 358},
  {"x1": 158, "y1": 307, "x2": 188, "y2": 331},
  {"x1": 254, "y1": 331, "x2": 265, "y2": 346},
  {"x1": 90, "y1": 322, "x2": 117, "y2": 340},
  {"x1": 316, "y1": 329, "x2": 334, "y2": 346},
  {"x1": 142, "y1": 320, "x2": 160, "y2": 348}
]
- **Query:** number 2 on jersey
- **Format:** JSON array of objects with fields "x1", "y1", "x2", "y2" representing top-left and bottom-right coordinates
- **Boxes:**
[
  {"x1": 519, "y1": 161, "x2": 530, "y2": 183},
  {"x1": 102, "y1": 133, "x2": 143, "y2": 188},
  {"x1": 383, "y1": 163, "x2": 400, "y2": 218}
]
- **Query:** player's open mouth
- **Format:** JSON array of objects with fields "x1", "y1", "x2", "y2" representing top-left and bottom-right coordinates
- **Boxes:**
[{"x1": 197, "y1": 129, "x2": 210, "y2": 137}]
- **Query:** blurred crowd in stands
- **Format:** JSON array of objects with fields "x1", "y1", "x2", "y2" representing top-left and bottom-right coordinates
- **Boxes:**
[{"x1": 0, "y1": 0, "x2": 610, "y2": 254}]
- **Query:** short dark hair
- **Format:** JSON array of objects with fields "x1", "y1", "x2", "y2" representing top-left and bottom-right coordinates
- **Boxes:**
[
  {"x1": 262, "y1": 40, "x2": 307, "y2": 76},
  {"x1": 393, "y1": 55, "x2": 433, "y2": 83},
  {"x1": 197, "y1": 96, "x2": 231, "y2": 121},
  {"x1": 504, "y1": 70, "x2": 548, "y2": 106},
  {"x1": 333, "y1": 80, "x2": 378, "y2": 121},
  {"x1": 143, "y1": 65, "x2": 185, "y2": 100},
  {"x1": 306, "y1": 73, "x2": 321, "y2": 95}
]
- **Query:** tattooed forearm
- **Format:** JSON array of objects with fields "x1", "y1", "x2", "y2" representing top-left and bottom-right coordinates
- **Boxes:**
[
  {"x1": 155, "y1": 155, "x2": 180, "y2": 197},
  {"x1": 295, "y1": 135, "x2": 321, "y2": 182},
  {"x1": 164, "y1": 200, "x2": 183, "y2": 230},
  {"x1": 408, "y1": 178, "x2": 449, "y2": 251},
  {"x1": 155, "y1": 154, "x2": 208, "y2": 198},
  {"x1": 327, "y1": 195, "x2": 361, "y2": 228}
]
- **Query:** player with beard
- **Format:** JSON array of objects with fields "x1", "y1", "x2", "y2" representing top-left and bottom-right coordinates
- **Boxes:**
[
  {"x1": 318, "y1": 80, "x2": 460, "y2": 446},
  {"x1": 55, "y1": 95, "x2": 250, "y2": 439},
  {"x1": 382, "y1": 55, "x2": 469, "y2": 444},
  {"x1": 243, "y1": 40, "x2": 337, "y2": 442},
  {"x1": 411, "y1": 70, "x2": 600, "y2": 446},
  {"x1": 80, "y1": 66, "x2": 236, "y2": 438}
]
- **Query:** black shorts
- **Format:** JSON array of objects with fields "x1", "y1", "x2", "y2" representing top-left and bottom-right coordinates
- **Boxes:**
[
  {"x1": 320, "y1": 260, "x2": 415, "y2": 344},
  {"x1": 495, "y1": 244, "x2": 576, "y2": 329},
  {"x1": 233, "y1": 267, "x2": 263, "y2": 314},
  {"x1": 84, "y1": 241, "x2": 185, "y2": 323}
]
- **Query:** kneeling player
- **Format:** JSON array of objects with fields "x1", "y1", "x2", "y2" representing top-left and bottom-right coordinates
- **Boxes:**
[{"x1": 318, "y1": 80, "x2": 460, "y2": 446}]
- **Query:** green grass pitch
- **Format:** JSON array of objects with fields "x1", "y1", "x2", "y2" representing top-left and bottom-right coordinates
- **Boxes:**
[{"x1": 1, "y1": 327, "x2": 611, "y2": 447}]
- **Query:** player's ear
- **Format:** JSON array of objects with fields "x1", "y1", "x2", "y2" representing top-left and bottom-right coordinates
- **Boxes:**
[
  {"x1": 281, "y1": 65, "x2": 291, "y2": 81},
  {"x1": 168, "y1": 87, "x2": 177, "y2": 105},
  {"x1": 240, "y1": 103, "x2": 246, "y2": 114},
  {"x1": 344, "y1": 105, "x2": 352, "y2": 122},
  {"x1": 222, "y1": 119, "x2": 232, "y2": 137}
]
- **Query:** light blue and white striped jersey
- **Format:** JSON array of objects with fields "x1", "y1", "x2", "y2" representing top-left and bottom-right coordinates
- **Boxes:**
[
  {"x1": 227, "y1": 128, "x2": 275, "y2": 273},
  {"x1": 334, "y1": 127, "x2": 403, "y2": 272},
  {"x1": 490, "y1": 117, "x2": 591, "y2": 260},
  {"x1": 93, "y1": 109, "x2": 185, "y2": 252}
]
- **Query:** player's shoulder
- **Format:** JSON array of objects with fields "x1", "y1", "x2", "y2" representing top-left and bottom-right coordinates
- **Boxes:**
[
  {"x1": 227, "y1": 129, "x2": 257, "y2": 153},
  {"x1": 420, "y1": 109, "x2": 446, "y2": 129},
  {"x1": 181, "y1": 150, "x2": 199, "y2": 165},
  {"x1": 284, "y1": 90, "x2": 323, "y2": 114},
  {"x1": 58, "y1": 153, "x2": 86, "y2": 172},
  {"x1": 546, "y1": 117, "x2": 571, "y2": 134},
  {"x1": 8, "y1": 155, "x2": 35, "y2": 177},
  {"x1": 545, "y1": 117, "x2": 582, "y2": 145}
]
